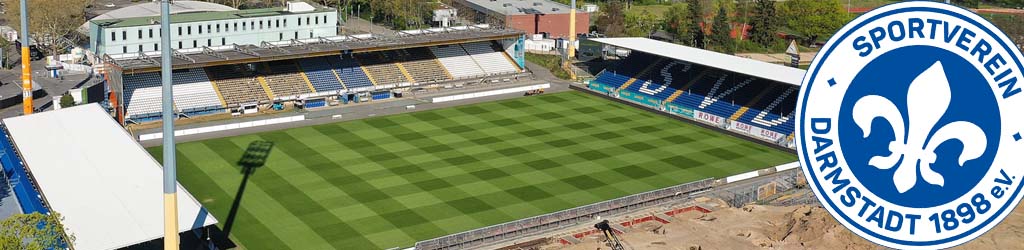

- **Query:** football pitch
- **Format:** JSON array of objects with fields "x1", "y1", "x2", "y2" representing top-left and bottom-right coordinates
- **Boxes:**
[{"x1": 147, "y1": 91, "x2": 796, "y2": 249}]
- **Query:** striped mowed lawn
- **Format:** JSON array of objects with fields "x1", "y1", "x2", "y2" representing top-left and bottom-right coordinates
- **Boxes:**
[{"x1": 148, "y1": 91, "x2": 796, "y2": 249}]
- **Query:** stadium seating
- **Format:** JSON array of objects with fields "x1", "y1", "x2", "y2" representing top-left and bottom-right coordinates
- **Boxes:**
[
  {"x1": 461, "y1": 42, "x2": 519, "y2": 75},
  {"x1": 121, "y1": 72, "x2": 162, "y2": 119},
  {"x1": 593, "y1": 52, "x2": 659, "y2": 89},
  {"x1": 205, "y1": 64, "x2": 271, "y2": 105},
  {"x1": 355, "y1": 52, "x2": 411, "y2": 86},
  {"x1": 430, "y1": 45, "x2": 486, "y2": 79},
  {"x1": 261, "y1": 60, "x2": 315, "y2": 98},
  {"x1": 122, "y1": 69, "x2": 224, "y2": 119},
  {"x1": 171, "y1": 68, "x2": 223, "y2": 113},
  {"x1": 304, "y1": 99, "x2": 326, "y2": 109},
  {"x1": 297, "y1": 57, "x2": 346, "y2": 92},
  {"x1": 597, "y1": 52, "x2": 801, "y2": 136},
  {"x1": 395, "y1": 47, "x2": 451, "y2": 83},
  {"x1": 371, "y1": 91, "x2": 392, "y2": 100},
  {"x1": 328, "y1": 55, "x2": 374, "y2": 89}
]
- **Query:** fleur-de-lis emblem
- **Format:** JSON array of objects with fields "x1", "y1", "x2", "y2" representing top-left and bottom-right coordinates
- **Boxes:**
[{"x1": 851, "y1": 62, "x2": 987, "y2": 193}]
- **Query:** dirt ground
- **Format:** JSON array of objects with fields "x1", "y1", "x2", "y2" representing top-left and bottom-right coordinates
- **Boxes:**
[{"x1": 545, "y1": 199, "x2": 1024, "y2": 250}]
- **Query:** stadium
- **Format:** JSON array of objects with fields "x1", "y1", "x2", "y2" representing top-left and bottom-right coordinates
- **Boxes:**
[{"x1": 1, "y1": 0, "x2": 1020, "y2": 249}]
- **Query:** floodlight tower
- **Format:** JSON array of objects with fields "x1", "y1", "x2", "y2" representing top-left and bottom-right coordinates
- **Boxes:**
[
  {"x1": 160, "y1": 0, "x2": 179, "y2": 249},
  {"x1": 565, "y1": 0, "x2": 578, "y2": 80},
  {"x1": 19, "y1": 0, "x2": 32, "y2": 115}
]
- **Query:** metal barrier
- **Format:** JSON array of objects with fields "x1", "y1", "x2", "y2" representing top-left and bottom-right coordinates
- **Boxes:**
[
  {"x1": 710, "y1": 168, "x2": 807, "y2": 208},
  {"x1": 414, "y1": 178, "x2": 714, "y2": 250}
]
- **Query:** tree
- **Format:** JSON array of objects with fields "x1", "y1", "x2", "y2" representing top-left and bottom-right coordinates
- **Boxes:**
[
  {"x1": 206, "y1": 0, "x2": 246, "y2": 8},
  {"x1": 951, "y1": 0, "x2": 980, "y2": 8},
  {"x1": 596, "y1": 0, "x2": 627, "y2": 37},
  {"x1": 0, "y1": 212, "x2": 73, "y2": 250},
  {"x1": 710, "y1": 4, "x2": 733, "y2": 54},
  {"x1": 749, "y1": 0, "x2": 776, "y2": 48},
  {"x1": 3, "y1": 0, "x2": 91, "y2": 60},
  {"x1": 60, "y1": 93, "x2": 75, "y2": 108},
  {"x1": 625, "y1": 11, "x2": 659, "y2": 37},
  {"x1": 778, "y1": 0, "x2": 845, "y2": 43},
  {"x1": 663, "y1": 3, "x2": 691, "y2": 44},
  {"x1": 686, "y1": 0, "x2": 706, "y2": 48}
]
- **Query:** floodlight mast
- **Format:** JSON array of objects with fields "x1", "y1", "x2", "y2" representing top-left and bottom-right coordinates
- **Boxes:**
[
  {"x1": 160, "y1": 0, "x2": 179, "y2": 249},
  {"x1": 19, "y1": 0, "x2": 32, "y2": 115}
]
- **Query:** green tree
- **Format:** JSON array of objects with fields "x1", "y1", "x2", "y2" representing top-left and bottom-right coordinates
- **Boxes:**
[
  {"x1": 663, "y1": 3, "x2": 690, "y2": 43},
  {"x1": 0, "y1": 212, "x2": 73, "y2": 250},
  {"x1": 710, "y1": 4, "x2": 733, "y2": 54},
  {"x1": 749, "y1": 0, "x2": 776, "y2": 48},
  {"x1": 951, "y1": 0, "x2": 980, "y2": 8},
  {"x1": 596, "y1": 0, "x2": 627, "y2": 37},
  {"x1": 686, "y1": 0, "x2": 706, "y2": 48},
  {"x1": 60, "y1": 93, "x2": 75, "y2": 108},
  {"x1": 625, "y1": 11, "x2": 659, "y2": 37},
  {"x1": 778, "y1": 0, "x2": 845, "y2": 43}
]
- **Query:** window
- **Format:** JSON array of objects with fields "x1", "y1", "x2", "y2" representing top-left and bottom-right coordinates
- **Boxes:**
[
  {"x1": 154, "y1": 44, "x2": 158, "y2": 51},
  {"x1": 221, "y1": 38, "x2": 226, "y2": 45},
  {"x1": 207, "y1": 39, "x2": 211, "y2": 47},
  {"x1": 275, "y1": 19, "x2": 280, "y2": 28},
  {"x1": 284, "y1": 19, "x2": 287, "y2": 27},
  {"x1": 122, "y1": 46, "x2": 127, "y2": 53},
  {"x1": 148, "y1": 29, "x2": 153, "y2": 38},
  {"x1": 234, "y1": 23, "x2": 238, "y2": 32},
  {"x1": 192, "y1": 40, "x2": 197, "y2": 48},
  {"x1": 187, "y1": 26, "x2": 192, "y2": 35},
  {"x1": 111, "y1": 32, "x2": 116, "y2": 41},
  {"x1": 298, "y1": 17, "x2": 302, "y2": 26},
  {"x1": 122, "y1": 31, "x2": 127, "y2": 40},
  {"x1": 306, "y1": 17, "x2": 310, "y2": 25},
  {"x1": 138, "y1": 44, "x2": 143, "y2": 52},
  {"x1": 294, "y1": 31, "x2": 298, "y2": 39},
  {"x1": 259, "y1": 20, "x2": 264, "y2": 29},
  {"x1": 279, "y1": 33, "x2": 283, "y2": 40},
  {"x1": 250, "y1": 21, "x2": 254, "y2": 30},
  {"x1": 178, "y1": 26, "x2": 182, "y2": 36},
  {"x1": 242, "y1": 22, "x2": 247, "y2": 31},
  {"x1": 138, "y1": 30, "x2": 142, "y2": 39},
  {"x1": 207, "y1": 24, "x2": 211, "y2": 33},
  {"x1": 315, "y1": 17, "x2": 319, "y2": 24},
  {"x1": 216, "y1": 24, "x2": 220, "y2": 33},
  {"x1": 199, "y1": 25, "x2": 203, "y2": 34},
  {"x1": 178, "y1": 41, "x2": 182, "y2": 49}
]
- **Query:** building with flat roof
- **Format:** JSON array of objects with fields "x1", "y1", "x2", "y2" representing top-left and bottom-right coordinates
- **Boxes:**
[
  {"x1": 89, "y1": 1, "x2": 337, "y2": 56},
  {"x1": 457, "y1": 0, "x2": 588, "y2": 38}
]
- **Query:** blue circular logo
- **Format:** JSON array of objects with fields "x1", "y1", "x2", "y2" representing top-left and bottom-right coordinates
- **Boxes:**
[{"x1": 796, "y1": 2, "x2": 1024, "y2": 249}]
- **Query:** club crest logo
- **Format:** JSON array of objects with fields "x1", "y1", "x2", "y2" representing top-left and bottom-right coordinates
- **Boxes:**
[{"x1": 796, "y1": 2, "x2": 1024, "y2": 249}]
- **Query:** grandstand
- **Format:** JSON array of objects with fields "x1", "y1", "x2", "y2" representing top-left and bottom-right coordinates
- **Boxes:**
[
  {"x1": 588, "y1": 38, "x2": 803, "y2": 144},
  {"x1": 0, "y1": 104, "x2": 217, "y2": 249},
  {"x1": 104, "y1": 26, "x2": 527, "y2": 123}
]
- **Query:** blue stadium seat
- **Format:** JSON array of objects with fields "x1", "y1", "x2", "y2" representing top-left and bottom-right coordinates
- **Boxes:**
[
  {"x1": 328, "y1": 55, "x2": 374, "y2": 89},
  {"x1": 298, "y1": 57, "x2": 345, "y2": 92}
]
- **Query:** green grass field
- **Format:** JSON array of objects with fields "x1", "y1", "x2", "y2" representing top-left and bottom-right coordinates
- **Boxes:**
[{"x1": 148, "y1": 91, "x2": 795, "y2": 249}]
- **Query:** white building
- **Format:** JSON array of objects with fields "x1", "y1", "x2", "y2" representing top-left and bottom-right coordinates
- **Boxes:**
[{"x1": 88, "y1": 1, "x2": 337, "y2": 56}]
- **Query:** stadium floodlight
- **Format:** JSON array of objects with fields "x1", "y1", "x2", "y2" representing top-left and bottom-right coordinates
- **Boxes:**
[
  {"x1": 160, "y1": 0, "x2": 179, "y2": 249},
  {"x1": 19, "y1": 0, "x2": 32, "y2": 115}
]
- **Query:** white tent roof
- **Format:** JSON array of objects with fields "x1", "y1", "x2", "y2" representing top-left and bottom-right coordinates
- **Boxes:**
[
  {"x1": 591, "y1": 37, "x2": 806, "y2": 85},
  {"x1": 3, "y1": 104, "x2": 217, "y2": 250}
]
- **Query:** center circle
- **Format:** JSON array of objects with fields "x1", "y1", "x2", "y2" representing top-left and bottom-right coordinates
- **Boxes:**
[{"x1": 836, "y1": 45, "x2": 1001, "y2": 208}]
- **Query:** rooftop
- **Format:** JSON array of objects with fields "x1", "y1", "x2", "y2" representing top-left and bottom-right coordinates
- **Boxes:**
[
  {"x1": 461, "y1": 0, "x2": 578, "y2": 15},
  {"x1": 590, "y1": 37, "x2": 806, "y2": 86},
  {"x1": 106, "y1": 25, "x2": 523, "y2": 72},
  {"x1": 2, "y1": 104, "x2": 218, "y2": 250},
  {"x1": 92, "y1": 1, "x2": 331, "y2": 29}
]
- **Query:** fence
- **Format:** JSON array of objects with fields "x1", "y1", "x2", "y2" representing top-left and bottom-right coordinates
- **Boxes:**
[
  {"x1": 413, "y1": 178, "x2": 714, "y2": 250},
  {"x1": 710, "y1": 168, "x2": 809, "y2": 208}
]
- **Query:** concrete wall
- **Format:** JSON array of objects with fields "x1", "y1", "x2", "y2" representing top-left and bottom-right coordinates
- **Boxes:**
[
  {"x1": 504, "y1": 12, "x2": 589, "y2": 38},
  {"x1": 92, "y1": 11, "x2": 338, "y2": 55}
]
